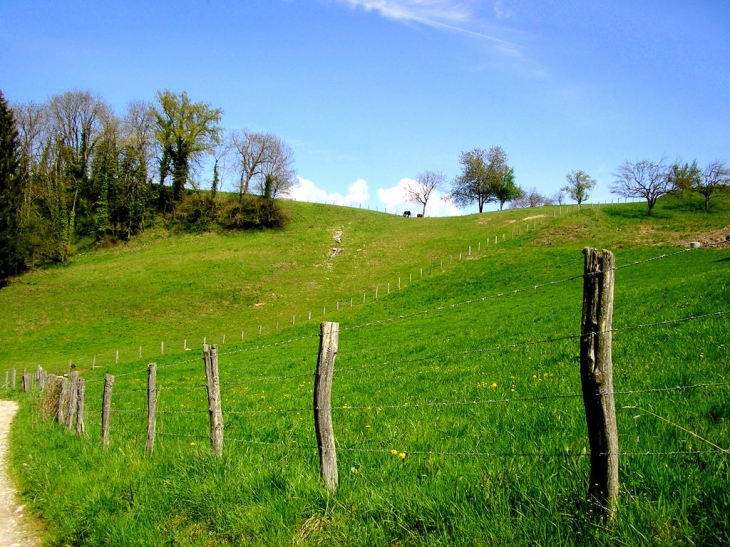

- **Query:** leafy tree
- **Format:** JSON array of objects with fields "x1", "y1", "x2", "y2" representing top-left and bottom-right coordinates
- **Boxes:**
[
  {"x1": 449, "y1": 146, "x2": 513, "y2": 213},
  {"x1": 667, "y1": 160, "x2": 700, "y2": 193},
  {"x1": 611, "y1": 158, "x2": 671, "y2": 216},
  {"x1": 496, "y1": 167, "x2": 522, "y2": 210},
  {"x1": 562, "y1": 170, "x2": 597, "y2": 208},
  {"x1": 152, "y1": 90, "x2": 222, "y2": 202},
  {"x1": 694, "y1": 160, "x2": 729, "y2": 212},
  {"x1": 0, "y1": 91, "x2": 29, "y2": 281},
  {"x1": 406, "y1": 171, "x2": 445, "y2": 216}
]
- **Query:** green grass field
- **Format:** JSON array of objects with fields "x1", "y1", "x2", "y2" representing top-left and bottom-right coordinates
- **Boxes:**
[{"x1": 3, "y1": 194, "x2": 729, "y2": 546}]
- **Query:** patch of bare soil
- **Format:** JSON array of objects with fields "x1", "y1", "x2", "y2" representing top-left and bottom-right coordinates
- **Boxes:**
[
  {"x1": 686, "y1": 226, "x2": 730, "y2": 247},
  {"x1": 0, "y1": 401, "x2": 41, "y2": 546}
]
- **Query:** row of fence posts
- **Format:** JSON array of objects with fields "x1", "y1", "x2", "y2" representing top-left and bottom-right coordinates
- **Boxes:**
[
  {"x1": 11, "y1": 246, "x2": 618, "y2": 521},
  {"x1": 35, "y1": 213, "x2": 557, "y2": 373}
]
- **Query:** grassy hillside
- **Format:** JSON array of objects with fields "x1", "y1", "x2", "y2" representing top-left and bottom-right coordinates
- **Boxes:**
[{"x1": 3, "y1": 193, "x2": 730, "y2": 546}]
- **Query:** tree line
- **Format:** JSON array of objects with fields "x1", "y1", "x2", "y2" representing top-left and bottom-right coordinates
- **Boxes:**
[
  {"x1": 405, "y1": 147, "x2": 728, "y2": 217},
  {"x1": 0, "y1": 89, "x2": 297, "y2": 282}
]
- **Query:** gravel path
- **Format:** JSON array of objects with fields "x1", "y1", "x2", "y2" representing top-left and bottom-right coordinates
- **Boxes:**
[{"x1": 0, "y1": 400, "x2": 40, "y2": 547}]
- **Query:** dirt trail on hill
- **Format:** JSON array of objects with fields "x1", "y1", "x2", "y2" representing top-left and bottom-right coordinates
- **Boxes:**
[{"x1": 0, "y1": 401, "x2": 40, "y2": 547}]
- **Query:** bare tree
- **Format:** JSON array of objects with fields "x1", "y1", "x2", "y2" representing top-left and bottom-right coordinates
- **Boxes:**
[
  {"x1": 692, "y1": 160, "x2": 729, "y2": 212},
  {"x1": 406, "y1": 171, "x2": 445, "y2": 216},
  {"x1": 230, "y1": 130, "x2": 296, "y2": 199},
  {"x1": 510, "y1": 187, "x2": 553, "y2": 208},
  {"x1": 611, "y1": 158, "x2": 670, "y2": 216}
]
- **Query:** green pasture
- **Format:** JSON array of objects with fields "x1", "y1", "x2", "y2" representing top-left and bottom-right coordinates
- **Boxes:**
[{"x1": 3, "y1": 193, "x2": 730, "y2": 546}]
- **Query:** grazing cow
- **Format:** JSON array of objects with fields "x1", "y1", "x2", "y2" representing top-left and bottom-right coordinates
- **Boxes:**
[
  {"x1": 403, "y1": 211, "x2": 411, "y2": 217},
  {"x1": 417, "y1": 213, "x2": 423, "y2": 218}
]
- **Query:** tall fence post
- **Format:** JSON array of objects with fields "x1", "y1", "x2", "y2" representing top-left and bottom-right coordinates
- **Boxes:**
[
  {"x1": 76, "y1": 378, "x2": 86, "y2": 435},
  {"x1": 11, "y1": 369, "x2": 16, "y2": 390},
  {"x1": 203, "y1": 345, "x2": 223, "y2": 457},
  {"x1": 22, "y1": 369, "x2": 28, "y2": 392},
  {"x1": 101, "y1": 374, "x2": 115, "y2": 449},
  {"x1": 146, "y1": 363, "x2": 157, "y2": 454},
  {"x1": 65, "y1": 371, "x2": 78, "y2": 431},
  {"x1": 314, "y1": 321, "x2": 339, "y2": 493},
  {"x1": 56, "y1": 376, "x2": 68, "y2": 424},
  {"x1": 581, "y1": 247, "x2": 619, "y2": 520}
]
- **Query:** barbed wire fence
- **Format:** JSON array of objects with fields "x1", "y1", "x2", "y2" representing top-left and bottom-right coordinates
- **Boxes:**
[
  {"x1": 20, "y1": 205, "x2": 607, "y2": 375},
  {"x1": 13, "y1": 245, "x2": 730, "y2": 520}
]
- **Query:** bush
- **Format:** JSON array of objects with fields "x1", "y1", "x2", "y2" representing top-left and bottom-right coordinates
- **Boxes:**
[
  {"x1": 219, "y1": 196, "x2": 289, "y2": 230},
  {"x1": 169, "y1": 193, "x2": 220, "y2": 233}
]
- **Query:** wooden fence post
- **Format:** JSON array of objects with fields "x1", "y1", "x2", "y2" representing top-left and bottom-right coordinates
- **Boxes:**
[
  {"x1": 146, "y1": 363, "x2": 157, "y2": 454},
  {"x1": 56, "y1": 376, "x2": 68, "y2": 424},
  {"x1": 314, "y1": 321, "x2": 339, "y2": 493},
  {"x1": 65, "y1": 371, "x2": 78, "y2": 430},
  {"x1": 203, "y1": 345, "x2": 223, "y2": 457},
  {"x1": 76, "y1": 379, "x2": 85, "y2": 435},
  {"x1": 11, "y1": 369, "x2": 16, "y2": 390},
  {"x1": 101, "y1": 374, "x2": 115, "y2": 449},
  {"x1": 22, "y1": 369, "x2": 27, "y2": 392},
  {"x1": 581, "y1": 247, "x2": 619, "y2": 520}
]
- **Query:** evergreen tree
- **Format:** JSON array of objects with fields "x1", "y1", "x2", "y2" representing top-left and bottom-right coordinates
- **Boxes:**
[{"x1": 0, "y1": 91, "x2": 29, "y2": 282}]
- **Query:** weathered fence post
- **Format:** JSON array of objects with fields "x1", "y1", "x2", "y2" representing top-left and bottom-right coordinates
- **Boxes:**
[
  {"x1": 101, "y1": 374, "x2": 115, "y2": 449},
  {"x1": 581, "y1": 247, "x2": 619, "y2": 520},
  {"x1": 65, "y1": 371, "x2": 79, "y2": 430},
  {"x1": 56, "y1": 376, "x2": 68, "y2": 424},
  {"x1": 203, "y1": 345, "x2": 223, "y2": 457},
  {"x1": 22, "y1": 369, "x2": 28, "y2": 392},
  {"x1": 314, "y1": 321, "x2": 339, "y2": 493},
  {"x1": 11, "y1": 369, "x2": 16, "y2": 390},
  {"x1": 146, "y1": 363, "x2": 157, "y2": 454},
  {"x1": 76, "y1": 378, "x2": 85, "y2": 435}
]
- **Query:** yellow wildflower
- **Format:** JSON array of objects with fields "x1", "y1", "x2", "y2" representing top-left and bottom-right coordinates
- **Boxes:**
[
  {"x1": 398, "y1": 452, "x2": 406, "y2": 460},
  {"x1": 391, "y1": 449, "x2": 398, "y2": 455}
]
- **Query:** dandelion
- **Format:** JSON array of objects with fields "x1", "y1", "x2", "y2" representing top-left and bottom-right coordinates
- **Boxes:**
[
  {"x1": 343, "y1": 404, "x2": 349, "y2": 409},
  {"x1": 532, "y1": 375, "x2": 537, "y2": 379},
  {"x1": 399, "y1": 452, "x2": 406, "y2": 460},
  {"x1": 491, "y1": 382, "x2": 497, "y2": 388},
  {"x1": 365, "y1": 425, "x2": 371, "y2": 430},
  {"x1": 190, "y1": 442, "x2": 196, "y2": 446},
  {"x1": 391, "y1": 449, "x2": 398, "y2": 455}
]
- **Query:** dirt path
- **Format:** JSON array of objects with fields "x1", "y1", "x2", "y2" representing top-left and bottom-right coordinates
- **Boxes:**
[{"x1": 0, "y1": 400, "x2": 40, "y2": 547}]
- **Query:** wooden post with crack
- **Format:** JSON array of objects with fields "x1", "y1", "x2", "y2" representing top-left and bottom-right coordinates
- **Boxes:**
[
  {"x1": 581, "y1": 247, "x2": 619, "y2": 520},
  {"x1": 314, "y1": 321, "x2": 339, "y2": 493},
  {"x1": 203, "y1": 345, "x2": 223, "y2": 457}
]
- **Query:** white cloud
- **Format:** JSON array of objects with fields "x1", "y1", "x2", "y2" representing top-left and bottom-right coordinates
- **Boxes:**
[
  {"x1": 289, "y1": 176, "x2": 370, "y2": 206},
  {"x1": 377, "y1": 178, "x2": 462, "y2": 217},
  {"x1": 338, "y1": 0, "x2": 522, "y2": 48}
]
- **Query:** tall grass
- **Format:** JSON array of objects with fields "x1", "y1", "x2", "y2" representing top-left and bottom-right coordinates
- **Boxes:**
[{"x1": 5, "y1": 193, "x2": 730, "y2": 546}]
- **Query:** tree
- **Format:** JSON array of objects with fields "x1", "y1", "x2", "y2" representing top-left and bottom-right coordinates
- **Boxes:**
[
  {"x1": 449, "y1": 146, "x2": 513, "y2": 213},
  {"x1": 694, "y1": 160, "x2": 730, "y2": 212},
  {"x1": 0, "y1": 91, "x2": 29, "y2": 281},
  {"x1": 406, "y1": 171, "x2": 445, "y2": 216},
  {"x1": 230, "y1": 130, "x2": 296, "y2": 200},
  {"x1": 510, "y1": 187, "x2": 553, "y2": 208},
  {"x1": 610, "y1": 159, "x2": 670, "y2": 216},
  {"x1": 152, "y1": 90, "x2": 222, "y2": 201},
  {"x1": 667, "y1": 160, "x2": 700, "y2": 194},
  {"x1": 495, "y1": 167, "x2": 522, "y2": 210},
  {"x1": 562, "y1": 170, "x2": 597, "y2": 208}
]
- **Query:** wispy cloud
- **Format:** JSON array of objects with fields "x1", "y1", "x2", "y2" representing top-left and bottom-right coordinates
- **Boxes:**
[{"x1": 337, "y1": 0, "x2": 523, "y2": 48}]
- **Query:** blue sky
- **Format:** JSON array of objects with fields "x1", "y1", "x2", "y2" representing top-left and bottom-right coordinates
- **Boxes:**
[{"x1": 1, "y1": 0, "x2": 728, "y2": 215}]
